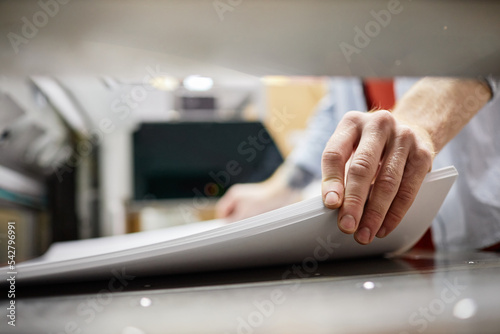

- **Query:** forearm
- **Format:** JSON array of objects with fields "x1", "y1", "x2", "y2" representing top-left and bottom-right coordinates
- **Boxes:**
[{"x1": 393, "y1": 77, "x2": 492, "y2": 155}]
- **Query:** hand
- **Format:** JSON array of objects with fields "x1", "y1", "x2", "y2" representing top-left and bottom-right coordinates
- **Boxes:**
[
  {"x1": 321, "y1": 110, "x2": 434, "y2": 245},
  {"x1": 215, "y1": 182, "x2": 301, "y2": 222}
]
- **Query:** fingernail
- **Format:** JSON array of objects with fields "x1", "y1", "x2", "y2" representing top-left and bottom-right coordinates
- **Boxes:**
[
  {"x1": 325, "y1": 191, "x2": 339, "y2": 207},
  {"x1": 355, "y1": 227, "x2": 371, "y2": 244},
  {"x1": 339, "y1": 214, "x2": 356, "y2": 233},
  {"x1": 376, "y1": 227, "x2": 386, "y2": 238}
]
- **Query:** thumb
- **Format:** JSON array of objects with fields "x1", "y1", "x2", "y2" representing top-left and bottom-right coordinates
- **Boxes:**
[
  {"x1": 321, "y1": 112, "x2": 362, "y2": 209},
  {"x1": 321, "y1": 146, "x2": 351, "y2": 210},
  {"x1": 321, "y1": 150, "x2": 346, "y2": 209},
  {"x1": 322, "y1": 177, "x2": 344, "y2": 209}
]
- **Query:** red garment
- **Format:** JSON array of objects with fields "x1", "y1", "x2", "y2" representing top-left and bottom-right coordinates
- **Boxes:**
[{"x1": 363, "y1": 78, "x2": 396, "y2": 111}]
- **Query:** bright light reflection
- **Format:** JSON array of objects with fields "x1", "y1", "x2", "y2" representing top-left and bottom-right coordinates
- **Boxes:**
[
  {"x1": 453, "y1": 298, "x2": 477, "y2": 319},
  {"x1": 362, "y1": 281, "x2": 375, "y2": 290},
  {"x1": 140, "y1": 297, "x2": 152, "y2": 307}
]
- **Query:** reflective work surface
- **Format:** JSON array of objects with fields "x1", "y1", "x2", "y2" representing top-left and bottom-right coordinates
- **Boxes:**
[{"x1": 2, "y1": 251, "x2": 500, "y2": 334}]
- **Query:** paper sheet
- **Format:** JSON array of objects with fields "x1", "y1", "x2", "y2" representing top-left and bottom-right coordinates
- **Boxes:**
[{"x1": 1, "y1": 166, "x2": 458, "y2": 283}]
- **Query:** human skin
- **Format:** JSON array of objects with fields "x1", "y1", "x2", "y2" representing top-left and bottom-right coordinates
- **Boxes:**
[
  {"x1": 215, "y1": 163, "x2": 302, "y2": 222},
  {"x1": 321, "y1": 77, "x2": 492, "y2": 245}
]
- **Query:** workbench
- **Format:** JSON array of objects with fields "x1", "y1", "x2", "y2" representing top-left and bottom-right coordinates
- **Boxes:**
[{"x1": 2, "y1": 250, "x2": 500, "y2": 333}]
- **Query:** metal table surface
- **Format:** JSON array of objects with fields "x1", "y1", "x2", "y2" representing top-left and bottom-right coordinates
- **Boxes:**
[{"x1": 2, "y1": 251, "x2": 500, "y2": 334}]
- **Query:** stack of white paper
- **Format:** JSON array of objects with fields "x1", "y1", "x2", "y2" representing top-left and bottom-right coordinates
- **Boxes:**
[{"x1": 2, "y1": 166, "x2": 458, "y2": 283}]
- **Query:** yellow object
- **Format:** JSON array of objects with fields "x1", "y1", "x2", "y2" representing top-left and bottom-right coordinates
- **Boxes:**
[{"x1": 263, "y1": 77, "x2": 327, "y2": 157}]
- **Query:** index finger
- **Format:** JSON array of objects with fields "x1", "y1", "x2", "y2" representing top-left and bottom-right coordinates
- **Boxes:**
[{"x1": 321, "y1": 111, "x2": 363, "y2": 209}]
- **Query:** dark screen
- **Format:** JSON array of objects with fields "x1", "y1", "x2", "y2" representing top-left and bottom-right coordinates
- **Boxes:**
[{"x1": 133, "y1": 122, "x2": 283, "y2": 200}]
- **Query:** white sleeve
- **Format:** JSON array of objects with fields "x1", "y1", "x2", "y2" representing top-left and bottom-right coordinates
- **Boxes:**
[{"x1": 486, "y1": 76, "x2": 499, "y2": 99}]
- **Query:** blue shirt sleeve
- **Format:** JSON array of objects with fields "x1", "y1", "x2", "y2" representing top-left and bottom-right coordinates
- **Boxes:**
[{"x1": 287, "y1": 77, "x2": 366, "y2": 178}]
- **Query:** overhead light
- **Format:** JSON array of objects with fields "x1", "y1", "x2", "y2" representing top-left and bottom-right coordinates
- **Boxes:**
[
  {"x1": 150, "y1": 76, "x2": 179, "y2": 91},
  {"x1": 183, "y1": 75, "x2": 214, "y2": 91}
]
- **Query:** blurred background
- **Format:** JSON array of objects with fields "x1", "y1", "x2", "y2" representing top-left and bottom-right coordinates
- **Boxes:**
[
  {"x1": 0, "y1": 0, "x2": 498, "y2": 264},
  {"x1": 0, "y1": 70, "x2": 328, "y2": 264}
]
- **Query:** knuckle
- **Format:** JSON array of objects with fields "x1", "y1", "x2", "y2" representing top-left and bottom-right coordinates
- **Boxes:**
[
  {"x1": 349, "y1": 153, "x2": 376, "y2": 177},
  {"x1": 383, "y1": 159, "x2": 401, "y2": 177},
  {"x1": 385, "y1": 209, "x2": 405, "y2": 225},
  {"x1": 363, "y1": 207, "x2": 385, "y2": 225},
  {"x1": 371, "y1": 110, "x2": 395, "y2": 129},
  {"x1": 344, "y1": 193, "x2": 366, "y2": 208},
  {"x1": 411, "y1": 147, "x2": 433, "y2": 169},
  {"x1": 397, "y1": 125, "x2": 416, "y2": 143},
  {"x1": 340, "y1": 111, "x2": 363, "y2": 129},
  {"x1": 344, "y1": 110, "x2": 363, "y2": 121},
  {"x1": 395, "y1": 185, "x2": 415, "y2": 204},
  {"x1": 377, "y1": 173, "x2": 400, "y2": 193},
  {"x1": 415, "y1": 146, "x2": 432, "y2": 160},
  {"x1": 322, "y1": 150, "x2": 344, "y2": 165}
]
